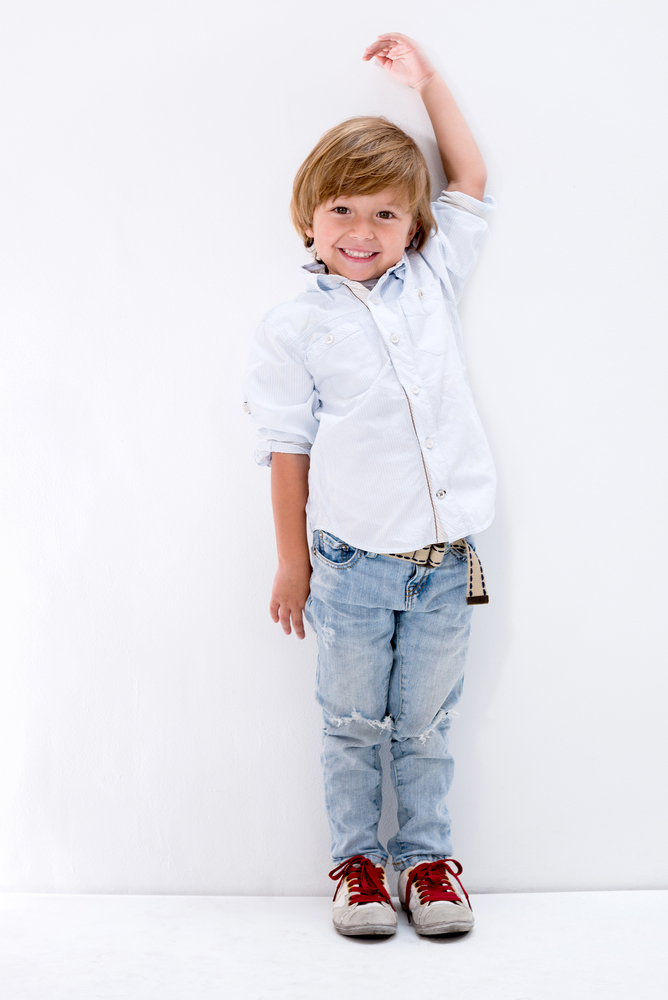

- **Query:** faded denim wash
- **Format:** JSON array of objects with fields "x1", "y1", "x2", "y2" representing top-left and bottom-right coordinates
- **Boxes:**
[{"x1": 304, "y1": 529, "x2": 474, "y2": 871}]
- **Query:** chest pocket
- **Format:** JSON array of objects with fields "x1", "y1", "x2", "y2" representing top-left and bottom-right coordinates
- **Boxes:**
[
  {"x1": 305, "y1": 322, "x2": 384, "y2": 399},
  {"x1": 400, "y1": 282, "x2": 448, "y2": 356},
  {"x1": 400, "y1": 281, "x2": 442, "y2": 317}
]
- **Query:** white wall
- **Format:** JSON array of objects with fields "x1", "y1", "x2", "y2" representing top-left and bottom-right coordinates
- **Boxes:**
[{"x1": 1, "y1": 0, "x2": 666, "y2": 895}]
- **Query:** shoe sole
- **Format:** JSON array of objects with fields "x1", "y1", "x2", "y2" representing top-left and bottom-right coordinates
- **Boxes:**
[
  {"x1": 412, "y1": 918, "x2": 474, "y2": 935},
  {"x1": 402, "y1": 904, "x2": 474, "y2": 936},
  {"x1": 333, "y1": 921, "x2": 397, "y2": 937}
]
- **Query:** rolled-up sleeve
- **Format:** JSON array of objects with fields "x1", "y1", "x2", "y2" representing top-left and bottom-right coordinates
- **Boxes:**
[
  {"x1": 422, "y1": 191, "x2": 496, "y2": 303},
  {"x1": 243, "y1": 320, "x2": 319, "y2": 467}
]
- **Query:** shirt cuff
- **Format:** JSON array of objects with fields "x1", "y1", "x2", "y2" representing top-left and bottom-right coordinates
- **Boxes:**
[
  {"x1": 254, "y1": 442, "x2": 312, "y2": 467},
  {"x1": 435, "y1": 191, "x2": 496, "y2": 218}
]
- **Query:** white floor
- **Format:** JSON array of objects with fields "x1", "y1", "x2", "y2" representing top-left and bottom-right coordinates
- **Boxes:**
[{"x1": 0, "y1": 890, "x2": 666, "y2": 1000}]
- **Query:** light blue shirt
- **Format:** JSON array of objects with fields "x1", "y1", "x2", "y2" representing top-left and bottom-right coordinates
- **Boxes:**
[{"x1": 243, "y1": 191, "x2": 496, "y2": 553}]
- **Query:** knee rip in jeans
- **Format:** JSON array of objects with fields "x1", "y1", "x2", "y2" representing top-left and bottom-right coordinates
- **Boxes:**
[
  {"x1": 417, "y1": 708, "x2": 459, "y2": 745},
  {"x1": 327, "y1": 709, "x2": 393, "y2": 732}
]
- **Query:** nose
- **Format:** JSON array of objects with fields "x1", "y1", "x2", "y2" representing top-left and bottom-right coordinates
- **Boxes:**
[{"x1": 346, "y1": 217, "x2": 375, "y2": 240}]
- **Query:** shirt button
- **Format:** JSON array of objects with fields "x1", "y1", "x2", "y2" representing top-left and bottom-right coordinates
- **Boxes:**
[
  {"x1": 418, "y1": 289, "x2": 424, "y2": 298},
  {"x1": 425, "y1": 438, "x2": 434, "y2": 449},
  {"x1": 390, "y1": 334, "x2": 400, "y2": 344},
  {"x1": 325, "y1": 334, "x2": 334, "y2": 344},
  {"x1": 410, "y1": 385, "x2": 420, "y2": 394},
  {"x1": 436, "y1": 489, "x2": 446, "y2": 499},
  {"x1": 242, "y1": 402, "x2": 250, "y2": 414}
]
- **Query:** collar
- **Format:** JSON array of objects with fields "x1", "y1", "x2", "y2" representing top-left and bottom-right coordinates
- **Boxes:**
[{"x1": 301, "y1": 254, "x2": 408, "y2": 292}]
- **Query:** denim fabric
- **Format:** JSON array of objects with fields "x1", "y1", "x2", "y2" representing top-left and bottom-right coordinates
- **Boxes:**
[{"x1": 303, "y1": 530, "x2": 474, "y2": 871}]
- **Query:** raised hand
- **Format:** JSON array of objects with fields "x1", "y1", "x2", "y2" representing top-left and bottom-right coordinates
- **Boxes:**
[
  {"x1": 362, "y1": 33, "x2": 436, "y2": 91},
  {"x1": 364, "y1": 31, "x2": 486, "y2": 199}
]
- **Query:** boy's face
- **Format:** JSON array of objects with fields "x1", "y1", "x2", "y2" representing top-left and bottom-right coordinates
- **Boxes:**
[{"x1": 305, "y1": 188, "x2": 419, "y2": 281}]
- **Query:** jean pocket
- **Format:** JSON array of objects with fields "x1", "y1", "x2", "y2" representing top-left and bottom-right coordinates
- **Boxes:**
[{"x1": 313, "y1": 530, "x2": 361, "y2": 568}]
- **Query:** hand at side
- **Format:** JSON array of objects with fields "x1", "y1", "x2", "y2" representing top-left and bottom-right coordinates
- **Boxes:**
[
  {"x1": 270, "y1": 558, "x2": 312, "y2": 640},
  {"x1": 270, "y1": 452, "x2": 311, "y2": 639}
]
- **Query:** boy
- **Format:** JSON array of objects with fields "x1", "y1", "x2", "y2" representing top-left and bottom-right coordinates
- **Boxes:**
[{"x1": 244, "y1": 32, "x2": 495, "y2": 936}]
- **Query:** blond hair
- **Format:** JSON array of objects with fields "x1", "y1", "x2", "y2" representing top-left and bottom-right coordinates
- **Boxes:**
[{"x1": 290, "y1": 116, "x2": 436, "y2": 255}]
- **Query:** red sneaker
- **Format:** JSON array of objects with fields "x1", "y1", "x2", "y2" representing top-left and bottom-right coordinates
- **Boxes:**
[
  {"x1": 398, "y1": 859, "x2": 474, "y2": 935},
  {"x1": 329, "y1": 855, "x2": 397, "y2": 936}
]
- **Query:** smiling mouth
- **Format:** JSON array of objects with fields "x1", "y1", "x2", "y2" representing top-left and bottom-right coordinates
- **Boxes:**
[{"x1": 338, "y1": 248, "x2": 380, "y2": 261}]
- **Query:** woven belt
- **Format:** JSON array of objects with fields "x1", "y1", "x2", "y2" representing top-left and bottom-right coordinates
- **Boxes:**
[{"x1": 385, "y1": 540, "x2": 488, "y2": 605}]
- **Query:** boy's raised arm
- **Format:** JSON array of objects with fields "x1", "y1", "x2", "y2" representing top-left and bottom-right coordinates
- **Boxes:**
[
  {"x1": 363, "y1": 33, "x2": 487, "y2": 201},
  {"x1": 270, "y1": 453, "x2": 311, "y2": 640}
]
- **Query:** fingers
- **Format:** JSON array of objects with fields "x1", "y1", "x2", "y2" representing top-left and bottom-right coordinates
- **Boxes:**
[
  {"x1": 270, "y1": 597, "x2": 292, "y2": 634},
  {"x1": 270, "y1": 599, "x2": 307, "y2": 639},
  {"x1": 363, "y1": 32, "x2": 413, "y2": 55},
  {"x1": 292, "y1": 613, "x2": 306, "y2": 641},
  {"x1": 278, "y1": 606, "x2": 293, "y2": 636},
  {"x1": 363, "y1": 41, "x2": 395, "y2": 59}
]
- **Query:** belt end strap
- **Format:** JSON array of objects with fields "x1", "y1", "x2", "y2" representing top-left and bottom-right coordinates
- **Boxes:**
[{"x1": 452, "y1": 539, "x2": 489, "y2": 606}]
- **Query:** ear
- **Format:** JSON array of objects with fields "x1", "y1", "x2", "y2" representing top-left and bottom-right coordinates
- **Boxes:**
[
  {"x1": 405, "y1": 220, "x2": 420, "y2": 248},
  {"x1": 305, "y1": 225, "x2": 314, "y2": 239}
]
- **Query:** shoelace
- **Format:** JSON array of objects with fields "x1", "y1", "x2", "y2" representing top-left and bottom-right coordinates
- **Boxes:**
[
  {"x1": 328, "y1": 855, "x2": 395, "y2": 909},
  {"x1": 403, "y1": 859, "x2": 472, "y2": 910}
]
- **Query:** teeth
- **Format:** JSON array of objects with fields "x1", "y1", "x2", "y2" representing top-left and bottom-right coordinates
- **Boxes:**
[{"x1": 342, "y1": 249, "x2": 375, "y2": 258}]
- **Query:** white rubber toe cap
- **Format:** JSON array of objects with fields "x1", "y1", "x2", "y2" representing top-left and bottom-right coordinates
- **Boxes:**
[{"x1": 333, "y1": 900, "x2": 397, "y2": 936}]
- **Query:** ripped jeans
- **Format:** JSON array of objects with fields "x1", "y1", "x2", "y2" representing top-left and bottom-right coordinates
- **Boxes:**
[{"x1": 303, "y1": 530, "x2": 474, "y2": 871}]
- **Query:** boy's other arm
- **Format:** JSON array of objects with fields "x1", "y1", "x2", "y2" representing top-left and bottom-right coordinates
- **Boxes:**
[
  {"x1": 363, "y1": 33, "x2": 487, "y2": 200},
  {"x1": 270, "y1": 452, "x2": 311, "y2": 640},
  {"x1": 417, "y1": 73, "x2": 487, "y2": 201}
]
